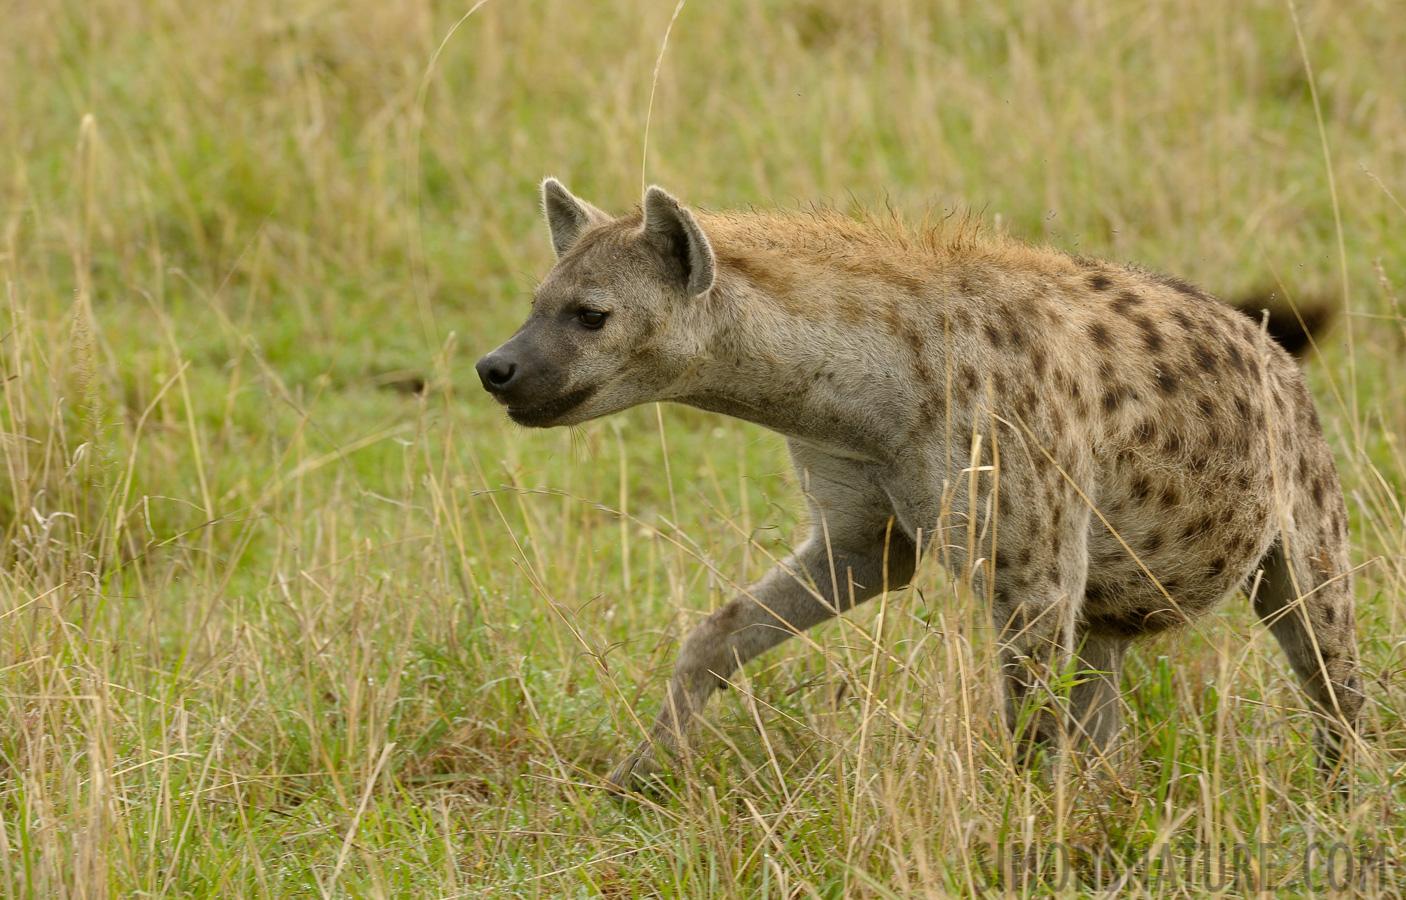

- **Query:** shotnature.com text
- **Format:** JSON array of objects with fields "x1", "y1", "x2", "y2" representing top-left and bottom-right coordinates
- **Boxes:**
[{"x1": 968, "y1": 839, "x2": 1393, "y2": 892}]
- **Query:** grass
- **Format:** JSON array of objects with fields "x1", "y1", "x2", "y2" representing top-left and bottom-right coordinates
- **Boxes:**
[{"x1": 2, "y1": 0, "x2": 1405, "y2": 896}]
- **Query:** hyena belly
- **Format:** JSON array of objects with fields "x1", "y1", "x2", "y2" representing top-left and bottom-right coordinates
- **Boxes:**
[{"x1": 1080, "y1": 420, "x2": 1279, "y2": 638}]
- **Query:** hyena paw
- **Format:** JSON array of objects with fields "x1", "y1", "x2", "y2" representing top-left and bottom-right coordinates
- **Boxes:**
[{"x1": 605, "y1": 744, "x2": 666, "y2": 796}]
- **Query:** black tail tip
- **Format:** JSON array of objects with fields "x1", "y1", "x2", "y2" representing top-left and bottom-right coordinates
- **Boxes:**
[{"x1": 1229, "y1": 292, "x2": 1336, "y2": 358}]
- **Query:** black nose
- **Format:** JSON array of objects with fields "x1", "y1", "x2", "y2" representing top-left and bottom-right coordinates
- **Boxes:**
[{"x1": 475, "y1": 352, "x2": 518, "y2": 395}]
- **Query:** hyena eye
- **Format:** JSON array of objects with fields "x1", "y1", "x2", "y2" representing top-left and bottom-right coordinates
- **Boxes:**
[{"x1": 577, "y1": 309, "x2": 608, "y2": 329}]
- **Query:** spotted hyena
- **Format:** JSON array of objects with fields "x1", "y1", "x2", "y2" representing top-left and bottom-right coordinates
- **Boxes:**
[{"x1": 476, "y1": 179, "x2": 1363, "y2": 793}]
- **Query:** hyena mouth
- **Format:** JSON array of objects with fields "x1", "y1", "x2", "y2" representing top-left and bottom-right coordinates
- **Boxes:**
[{"x1": 506, "y1": 386, "x2": 598, "y2": 427}]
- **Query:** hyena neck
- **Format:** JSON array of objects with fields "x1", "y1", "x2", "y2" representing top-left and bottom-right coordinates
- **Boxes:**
[{"x1": 670, "y1": 270, "x2": 923, "y2": 463}]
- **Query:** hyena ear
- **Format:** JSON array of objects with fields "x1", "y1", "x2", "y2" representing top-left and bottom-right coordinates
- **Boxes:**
[
  {"x1": 542, "y1": 178, "x2": 610, "y2": 258},
  {"x1": 642, "y1": 185, "x2": 715, "y2": 297}
]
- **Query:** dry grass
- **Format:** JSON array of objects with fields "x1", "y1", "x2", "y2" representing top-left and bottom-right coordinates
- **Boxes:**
[{"x1": 2, "y1": 0, "x2": 1405, "y2": 896}]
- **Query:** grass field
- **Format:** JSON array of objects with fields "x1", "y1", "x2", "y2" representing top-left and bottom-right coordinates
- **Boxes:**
[{"x1": 3, "y1": 0, "x2": 1405, "y2": 896}]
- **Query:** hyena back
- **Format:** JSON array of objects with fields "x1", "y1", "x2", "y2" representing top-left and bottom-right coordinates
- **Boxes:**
[{"x1": 476, "y1": 179, "x2": 1363, "y2": 792}]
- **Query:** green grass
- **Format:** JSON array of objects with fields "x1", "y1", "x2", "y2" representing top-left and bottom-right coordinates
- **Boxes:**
[{"x1": 2, "y1": 0, "x2": 1405, "y2": 896}]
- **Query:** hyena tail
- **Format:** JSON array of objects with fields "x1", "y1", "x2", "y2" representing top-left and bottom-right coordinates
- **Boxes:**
[{"x1": 1229, "y1": 291, "x2": 1335, "y2": 358}]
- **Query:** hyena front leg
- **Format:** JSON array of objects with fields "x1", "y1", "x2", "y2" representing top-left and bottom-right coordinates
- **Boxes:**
[
  {"x1": 987, "y1": 504, "x2": 1090, "y2": 766},
  {"x1": 995, "y1": 591, "x2": 1080, "y2": 764},
  {"x1": 607, "y1": 524, "x2": 916, "y2": 793}
]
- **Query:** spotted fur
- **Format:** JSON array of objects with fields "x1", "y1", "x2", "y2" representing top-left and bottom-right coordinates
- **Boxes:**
[{"x1": 476, "y1": 180, "x2": 1363, "y2": 793}]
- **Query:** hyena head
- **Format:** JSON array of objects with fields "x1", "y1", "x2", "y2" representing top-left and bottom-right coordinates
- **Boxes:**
[{"x1": 475, "y1": 179, "x2": 715, "y2": 427}]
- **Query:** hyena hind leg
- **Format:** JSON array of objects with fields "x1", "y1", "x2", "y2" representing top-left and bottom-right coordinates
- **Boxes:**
[
  {"x1": 1068, "y1": 631, "x2": 1130, "y2": 767},
  {"x1": 1252, "y1": 538, "x2": 1364, "y2": 783}
]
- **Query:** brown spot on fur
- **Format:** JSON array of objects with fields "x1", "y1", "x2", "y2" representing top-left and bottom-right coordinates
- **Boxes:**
[
  {"x1": 900, "y1": 322, "x2": 926, "y2": 354},
  {"x1": 1112, "y1": 292, "x2": 1143, "y2": 315},
  {"x1": 1226, "y1": 343, "x2": 1245, "y2": 373},
  {"x1": 1172, "y1": 310, "x2": 1194, "y2": 332},
  {"x1": 1192, "y1": 343, "x2": 1217, "y2": 373},
  {"x1": 913, "y1": 356, "x2": 934, "y2": 385},
  {"x1": 983, "y1": 323, "x2": 1004, "y2": 347},
  {"x1": 1183, "y1": 514, "x2": 1213, "y2": 540},
  {"x1": 1160, "y1": 485, "x2": 1182, "y2": 508},
  {"x1": 1154, "y1": 369, "x2": 1178, "y2": 394},
  {"x1": 1136, "y1": 317, "x2": 1164, "y2": 353},
  {"x1": 1102, "y1": 387, "x2": 1124, "y2": 412},
  {"x1": 1088, "y1": 323, "x2": 1112, "y2": 348},
  {"x1": 1089, "y1": 274, "x2": 1114, "y2": 291},
  {"x1": 1032, "y1": 349, "x2": 1047, "y2": 377}
]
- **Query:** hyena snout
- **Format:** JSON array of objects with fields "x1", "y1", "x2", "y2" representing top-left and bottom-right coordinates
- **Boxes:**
[
  {"x1": 476, "y1": 332, "x2": 561, "y2": 405},
  {"x1": 475, "y1": 337, "x2": 595, "y2": 427},
  {"x1": 475, "y1": 348, "x2": 520, "y2": 396}
]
